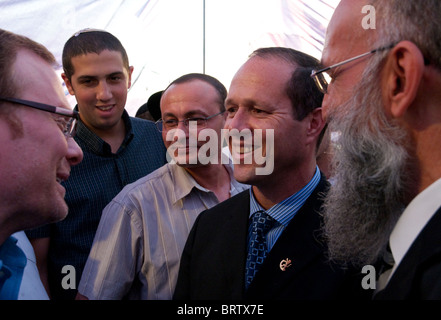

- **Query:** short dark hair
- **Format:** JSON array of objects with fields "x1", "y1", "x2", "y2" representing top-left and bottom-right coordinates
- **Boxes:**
[
  {"x1": 136, "y1": 90, "x2": 163, "y2": 121},
  {"x1": 250, "y1": 47, "x2": 323, "y2": 121},
  {"x1": 163, "y1": 73, "x2": 227, "y2": 112},
  {"x1": 62, "y1": 29, "x2": 130, "y2": 80}
]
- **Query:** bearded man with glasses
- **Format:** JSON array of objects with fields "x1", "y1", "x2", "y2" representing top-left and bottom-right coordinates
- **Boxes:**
[
  {"x1": 318, "y1": 0, "x2": 441, "y2": 299},
  {"x1": 0, "y1": 29, "x2": 83, "y2": 300}
]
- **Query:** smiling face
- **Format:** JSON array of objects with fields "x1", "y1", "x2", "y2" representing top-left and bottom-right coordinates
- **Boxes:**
[
  {"x1": 225, "y1": 56, "x2": 315, "y2": 190},
  {"x1": 0, "y1": 49, "x2": 83, "y2": 233},
  {"x1": 62, "y1": 49, "x2": 133, "y2": 136},
  {"x1": 160, "y1": 79, "x2": 226, "y2": 167}
]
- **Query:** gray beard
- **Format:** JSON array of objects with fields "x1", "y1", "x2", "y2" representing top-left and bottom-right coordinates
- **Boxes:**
[{"x1": 321, "y1": 60, "x2": 414, "y2": 267}]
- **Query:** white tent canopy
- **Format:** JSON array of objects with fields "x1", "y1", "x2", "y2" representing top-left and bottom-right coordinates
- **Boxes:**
[{"x1": 0, "y1": 0, "x2": 339, "y2": 116}]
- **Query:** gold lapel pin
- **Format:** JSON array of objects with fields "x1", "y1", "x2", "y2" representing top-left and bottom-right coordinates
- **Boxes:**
[{"x1": 279, "y1": 258, "x2": 292, "y2": 271}]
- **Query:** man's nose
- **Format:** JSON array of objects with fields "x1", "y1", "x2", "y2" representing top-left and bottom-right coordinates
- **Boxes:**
[{"x1": 66, "y1": 137, "x2": 83, "y2": 166}]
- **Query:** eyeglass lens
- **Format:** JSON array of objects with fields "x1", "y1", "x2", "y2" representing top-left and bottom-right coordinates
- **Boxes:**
[{"x1": 313, "y1": 72, "x2": 332, "y2": 94}]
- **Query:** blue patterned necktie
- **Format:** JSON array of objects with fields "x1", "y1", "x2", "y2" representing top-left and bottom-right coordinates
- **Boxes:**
[{"x1": 245, "y1": 210, "x2": 276, "y2": 289}]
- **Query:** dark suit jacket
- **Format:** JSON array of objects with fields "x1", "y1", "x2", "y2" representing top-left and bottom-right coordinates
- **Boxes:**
[
  {"x1": 174, "y1": 174, "x2": 368, "y2": 300},
  {"x1": 374, "y1": 207, "x2": 441, "y2": 300}
]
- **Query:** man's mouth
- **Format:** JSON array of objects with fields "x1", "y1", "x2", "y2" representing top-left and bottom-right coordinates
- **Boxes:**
[
  {"x1": 239, "y1": 145, "x2": 254, "y2": 154},
  {"x1": 231, "y1": 143, "x2": 261, "y2": 154},
  {"x1": 56, "y1": 172, "x2": 70, "y2": 184},
  {"x1": 96, "y1": 105, "x2": 114, "y2": 112}
]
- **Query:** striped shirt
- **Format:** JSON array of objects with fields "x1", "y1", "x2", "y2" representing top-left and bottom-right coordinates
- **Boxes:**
[
  {"x1": 78, "y1": 162, "x2": 249, "y2": 300},
  {"x1": 249, "y1": 166, "x2": 321, "y2": 251}
]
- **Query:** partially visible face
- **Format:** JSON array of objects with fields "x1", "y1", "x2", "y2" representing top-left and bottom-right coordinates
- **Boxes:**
[
  {"x1": 160, "y1": 79, "x2": 226, "y2": 167},
  {"x1": 322, "y1": 65, "x2": 411, "y2": 266},
  {"x1": 63, "y1": 49, "x2": 133, "y2": 134},
  {"x1": 320, "y1": 0, "x2": 413, "y2": 266},
  {"x1": 0, "y1": 49, "x2": 83, "y2": 231},
  {"x1": 225, "y1": 56, "x2": 311, "y2": 186},
  {"x1": 320, "y1": 0, "x2": 376, "y2": 120}
]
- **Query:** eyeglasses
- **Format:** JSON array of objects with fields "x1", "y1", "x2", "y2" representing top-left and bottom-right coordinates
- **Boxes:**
[
  {"x1": 155, "y1": 110, "x2": 225, "y2": 132},
  {"x1": 310, "y1": 44, "x2": 396, "y2": 94},
  {"x1": 0, "y1": 97, "x2": 79, "y2": 138}
]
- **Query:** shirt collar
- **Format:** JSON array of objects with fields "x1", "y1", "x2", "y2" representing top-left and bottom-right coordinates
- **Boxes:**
[
  {"x1": 249, "y1": 166, "x2": 321, "y2": 226},
  {"x1": 170, "y1": 162, "x2": 245, "y2": 206},
  {"x1": 170, "y1": 164, "x2": 207, "y2": 205},
  {"x1": 74, "y1": 106, "x2": 133, "y2": 155},
  {"x1": 389, "y1": 177, "x2": 441, "y2": 272}
]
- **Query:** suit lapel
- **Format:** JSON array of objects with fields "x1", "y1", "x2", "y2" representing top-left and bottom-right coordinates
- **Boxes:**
[
  {"x1": 216, "y1": 190, "x2": 250, "y2": 299},
  {"x1": 375, "y1": 207, "x2": 441, "y2": 299}
]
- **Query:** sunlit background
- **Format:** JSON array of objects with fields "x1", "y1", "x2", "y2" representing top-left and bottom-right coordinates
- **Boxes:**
[{"x1": 0, "y1": 0, "x2": 340, "y2": 116}]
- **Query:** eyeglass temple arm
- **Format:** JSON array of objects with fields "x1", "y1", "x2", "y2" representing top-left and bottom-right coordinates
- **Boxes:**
[
  {"x1": 312, "y1": 44, "x2": 395, "y2": 77},
  {"x1": 312, "y1": 50, "x2": 377, "y2": 76},
  {"x1": 29, "y1": 100, "x2": 78, "y2": 118},
  {"x1": 0, "y1": 97, "x2": 78, "y2": 118},
  {"x1": 206, "y1": 110, "x2": 225, "y2": 120},
  {"x1": 54, "y1": 106, "x2": 79, "y2": 118}
]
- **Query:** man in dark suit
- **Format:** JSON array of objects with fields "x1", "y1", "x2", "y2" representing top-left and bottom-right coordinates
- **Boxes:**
[
  {"x1": 315, "y1": 0, "x2": 441, "y2": 299},
  {"x1": 173, "y1": 47, "x2": 366, "y2": 300}
]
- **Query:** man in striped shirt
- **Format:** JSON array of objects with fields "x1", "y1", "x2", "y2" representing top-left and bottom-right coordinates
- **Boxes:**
[{"x1": 76, "y1": 73, "x2": 248, "y2": 300}]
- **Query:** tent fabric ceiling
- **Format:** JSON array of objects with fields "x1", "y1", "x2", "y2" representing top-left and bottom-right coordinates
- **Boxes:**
[{"x1": 0, "y1": 0, "x2": 339, "y2": 116}]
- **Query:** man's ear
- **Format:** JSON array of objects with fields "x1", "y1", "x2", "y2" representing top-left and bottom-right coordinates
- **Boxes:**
[
  {"x1": 127, "y1": 66, "x2": 134, "y2": 89},
  {"x1": 306, "y1": 107, "x2": 326, "y2": 142},
  {"x1": 382, "y1": 41, "x2": 425, "y2": 118},
  {"x1": 61, "y1": 73, "x2": 75, "y2": 96}
]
